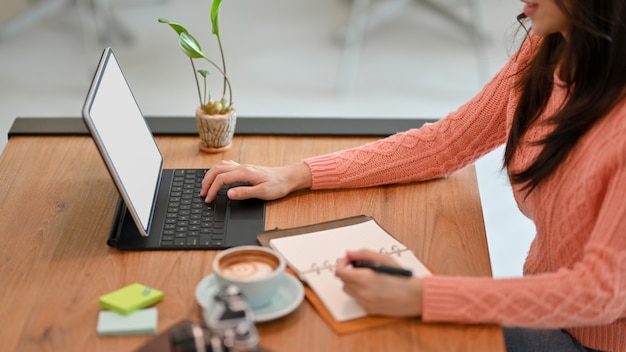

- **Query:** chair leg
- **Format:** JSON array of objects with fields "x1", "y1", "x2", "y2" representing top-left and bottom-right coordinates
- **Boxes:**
[
  {"x1": 413, "y1": 0, "x2": 490, "y2": 82},
  {"x1": 335, "y1": 0, "x2": 491, "y2": 94},
  {"x1": 0, "y1": 0, "x2": 70, "y2": 41},
  {"x1": 336, "y1": 0, "x2": 371, "y2": 95},
  {"x1": 466, "y1": 0, "x2": 490, "y2": 83},
  {"x1": 88, "y1": 0, "x2": 134, "y2": 44},
  {"x1": 336, "y1": 0, "x2": 413, "y2": 95},
  {"x1": 415, "y1": 0, "x2": 484, "y2": 39}
]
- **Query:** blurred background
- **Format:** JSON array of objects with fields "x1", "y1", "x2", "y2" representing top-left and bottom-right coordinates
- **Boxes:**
[{"x1": 0, "y1": 0, "x2": 534, "y2": 277}]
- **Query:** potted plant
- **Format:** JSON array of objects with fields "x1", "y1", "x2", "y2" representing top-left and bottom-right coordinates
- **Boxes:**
[{"x1": 159, "y1": 0, "x2": 235, "y2": 153}]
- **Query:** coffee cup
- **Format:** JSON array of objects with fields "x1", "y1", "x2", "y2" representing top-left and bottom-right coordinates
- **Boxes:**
[{"x1": 212, "y1": 246, "x2": 286, "y2": 309}]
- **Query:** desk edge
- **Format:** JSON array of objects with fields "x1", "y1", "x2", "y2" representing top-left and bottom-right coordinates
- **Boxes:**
[{"x1": 7, "y1": 117, "x2": 438, "y2": 137}]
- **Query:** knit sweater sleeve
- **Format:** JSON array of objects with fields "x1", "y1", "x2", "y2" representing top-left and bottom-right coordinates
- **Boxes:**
[
  {"x1": 303, "y1": 42, "x2": 534, "y2": 190},
  {"x1": 422, "y1": 139, "x2": 626, "y2": 330}
]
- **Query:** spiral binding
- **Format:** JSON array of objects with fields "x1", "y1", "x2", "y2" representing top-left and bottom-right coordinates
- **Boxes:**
[{"x1": 300, "y1": 245, "x2": 410, "y2": 275}]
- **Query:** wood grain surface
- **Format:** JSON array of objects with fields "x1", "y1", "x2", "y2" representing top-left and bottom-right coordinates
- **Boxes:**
[{"x1": 0, "y1": 135, "x2": 503, "y2": 351}]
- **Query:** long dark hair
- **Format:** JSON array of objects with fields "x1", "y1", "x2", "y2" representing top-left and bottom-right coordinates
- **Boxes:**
[{"x1": 504, "y1": 0, "x2": 626, "y2": 194}]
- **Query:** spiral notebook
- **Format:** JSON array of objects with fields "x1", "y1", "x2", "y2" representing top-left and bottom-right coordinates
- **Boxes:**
[{"x1": 257, "y1": 215, "x2": 431, "y2": 331}]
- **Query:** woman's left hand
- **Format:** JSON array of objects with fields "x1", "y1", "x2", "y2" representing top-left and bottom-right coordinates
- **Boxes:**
[{"x1": 335, "y1": 249, "x2": 424, "y2": 317}]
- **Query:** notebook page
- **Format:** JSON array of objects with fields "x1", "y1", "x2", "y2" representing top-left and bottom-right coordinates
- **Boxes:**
[
  {"x1": 269, "y1": 219, "x2": 430, "y2": 322},
  {"x1": 302, "y1": 266, "x2": 366, "y2": 321}
]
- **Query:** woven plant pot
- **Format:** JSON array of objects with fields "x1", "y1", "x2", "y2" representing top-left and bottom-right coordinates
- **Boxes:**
[{"x1": 195, "y1": 108, "x2": 237, "y2": 153}]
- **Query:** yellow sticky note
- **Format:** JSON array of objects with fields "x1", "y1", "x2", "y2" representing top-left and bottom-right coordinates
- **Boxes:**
[{"x1": 98, "y1": 283, "x2": 164, "y2": 315}]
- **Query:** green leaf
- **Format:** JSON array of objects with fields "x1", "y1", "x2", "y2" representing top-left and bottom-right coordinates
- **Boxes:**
[
  {"x1": 197, "y1": 69, "x2": 210, "y2": 78},
  {"x1": 210, "y1": 0, "x2": 223, "y2": 37},
  {"x1": 178, "y1": 31, "x2": 206, "y2": 59},
  {"x1": 158, "y1": 18, "x2": 188, "y2": 36}
]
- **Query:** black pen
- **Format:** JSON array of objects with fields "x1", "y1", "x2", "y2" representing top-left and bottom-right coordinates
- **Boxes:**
[{"x1": 350, "y1": 260, "x2": 413, "y2": 277}]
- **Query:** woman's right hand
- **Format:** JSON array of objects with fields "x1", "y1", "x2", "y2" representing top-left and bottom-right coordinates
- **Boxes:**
[{"x1": 200, "y1": 160, "x2": 313, "y2": 202}]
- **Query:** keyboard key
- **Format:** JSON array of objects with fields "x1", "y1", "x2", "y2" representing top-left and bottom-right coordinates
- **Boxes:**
[{"x1": 163, "y1": 169, "x2": 229, "y2": 249}]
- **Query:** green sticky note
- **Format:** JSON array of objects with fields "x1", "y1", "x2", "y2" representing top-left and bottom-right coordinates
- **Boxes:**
[
  {"x1": 96, "y1": 308, "x2": 158, "y2": 336},
  {"x1": 98, "y1": 283, "x2": 164, "y2": 315}
]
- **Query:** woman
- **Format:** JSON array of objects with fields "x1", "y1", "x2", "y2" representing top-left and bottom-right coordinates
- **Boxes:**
[{"x1": 201, "y1": 1, "x2": 626, "y2": 351}]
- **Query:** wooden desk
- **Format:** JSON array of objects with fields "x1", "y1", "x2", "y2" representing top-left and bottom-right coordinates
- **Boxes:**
[{"x1": 0, "y1": 135, "x2": 504, "y2": 351}]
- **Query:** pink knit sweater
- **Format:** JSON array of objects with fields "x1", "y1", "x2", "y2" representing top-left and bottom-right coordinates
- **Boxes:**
[{"x1": 304, "y1": 36, "x2": 626, "y2": 351}]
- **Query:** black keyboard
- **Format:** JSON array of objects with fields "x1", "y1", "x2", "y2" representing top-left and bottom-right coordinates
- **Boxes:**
[{"x1": 161, "y1": 169, "x2": 228, "y2": 247}]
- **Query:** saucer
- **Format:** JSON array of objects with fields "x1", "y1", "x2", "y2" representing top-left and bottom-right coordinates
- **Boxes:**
[{"x1": 195, "y1": 273, "x2": 304, "y2": 323}]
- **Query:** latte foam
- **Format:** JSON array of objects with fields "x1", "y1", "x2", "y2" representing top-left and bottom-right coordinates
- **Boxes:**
[{"x1": 221, "y1": 261, "x2": 275, "y2": 280}]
